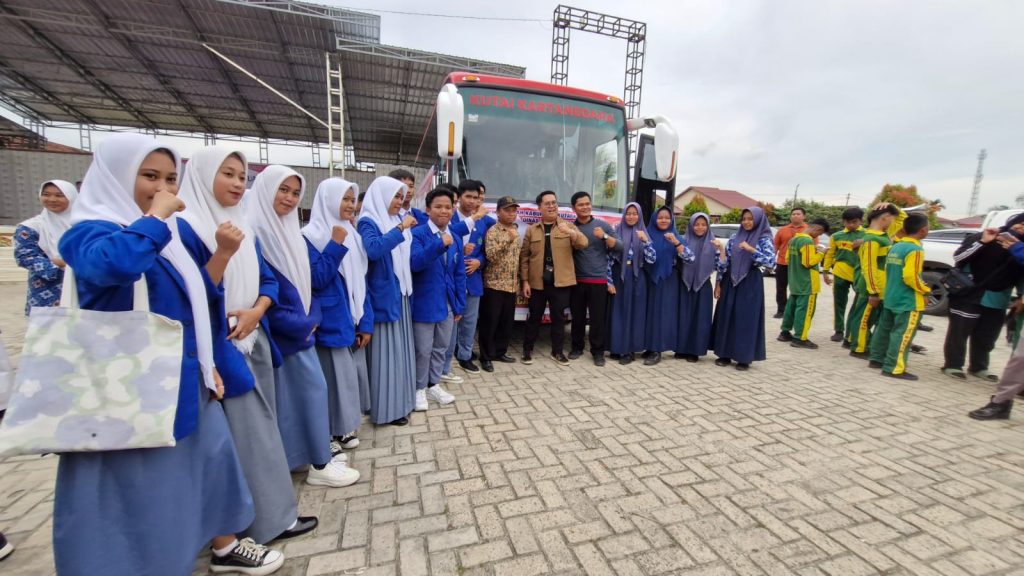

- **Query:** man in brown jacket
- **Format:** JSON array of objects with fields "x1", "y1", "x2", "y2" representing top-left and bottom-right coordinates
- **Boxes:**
[{"x1": 520, "y1": 190, "x2": 588, "y2": 365}]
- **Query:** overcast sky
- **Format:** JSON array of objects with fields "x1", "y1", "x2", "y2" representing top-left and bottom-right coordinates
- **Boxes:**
[
  {"x1": 9, "y1": 1, "x2": 1022, "y2": 216},
  {"x1": 328, "y1": 0, "x2": 1024, "y2": 215}
]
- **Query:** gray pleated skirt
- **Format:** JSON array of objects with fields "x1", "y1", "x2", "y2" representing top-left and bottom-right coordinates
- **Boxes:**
[
  {"x1": 352, "y1": 344, "x2": 371, "y2": 414},
  {"x1": 222, "y1": 326, "x2": 298, "y2": 544},
  {"x1": 277, "y1": 346, "x2": 332, "y2": 470},
  {"x1": 367, "y1": 295, "x2": 416, "y2": 424},
  {"x1": 316, "y1": 344, "x2": 363, "y2": 438}
]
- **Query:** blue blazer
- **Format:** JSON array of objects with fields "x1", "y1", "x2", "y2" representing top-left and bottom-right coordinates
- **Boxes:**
[
  {"x1": 177, "y1": 219, "x2": 283, "y2": 381},
  {"x1": 357, "y1": 218, "x2": 408, "y2": 323},
  {"x1": 265, "y1": 266, "x2": 322, "y2": 357},
  {"x1": 59, "y1": 217, "x2": 241, "y2": 440},
  {"x1": 410, "y1": 223, "x2": 467, "y2": 322},
  {"x1": 454, "y1": 212, "x2": 494, "y2": 298},
  {"x1": 307, "y1": 238, "x2": 373, "y2": 348}
]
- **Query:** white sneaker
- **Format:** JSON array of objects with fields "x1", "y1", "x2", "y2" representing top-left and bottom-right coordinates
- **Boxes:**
[
  {"x1": 440, "y1": 372, "x2": 463, "y2": 384},
  {"x1": 338, "y1": 434, "x2": 360, "y2": 449},
  {"x1": 306, "y1": 460, "x2": 360, "y2": 488},
  {"x1": 426, "y1": 385, "x2": 455, "y2": 405},
  {"x1": 210, "y1": 538, "x2": 284, "y2": 575},
  {"x1": 414, "y1": 389, "x2": 428, "y2": 412},
  {"x1": 328, "y1": 441, "x2": 348, "y2": 462}
]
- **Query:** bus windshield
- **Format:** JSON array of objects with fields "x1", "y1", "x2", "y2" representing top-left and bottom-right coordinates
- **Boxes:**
[{"x1": 456, "y1": 86, "x2": 628, "y2": 212}]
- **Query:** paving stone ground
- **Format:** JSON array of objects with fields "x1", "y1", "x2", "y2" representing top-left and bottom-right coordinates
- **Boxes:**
[{"x1": 2, "y1": 279, "x2": 1024, "y2": 576}]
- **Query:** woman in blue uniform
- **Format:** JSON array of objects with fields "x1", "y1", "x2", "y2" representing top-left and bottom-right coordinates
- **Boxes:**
[
  {"x1": 14, "y1": 180, "x2": 78, "y2": 314},
  {"x1": 177, "y1": 147, "x2": 312, "y2": 544},
  {"x1": 302, "y1": 177, "x2": 373, "y2": 449},
  {"x1": 607, "y1": 202, "x2": 656, "y2": 365},
  {"x1": 674, "y1": 212, "x2": 724, "y2": 362},
  {"x1": 711, "y1": 206, "x2": 776, "y2": 371},
  {"x1": 247, "y1": 166, "x2": 359, "y2": 488},
  {"x1": 643, "y1": 205, "x2": 693, "y2": 365},
  {"x1": 56, "y1": 134, "x2": 281, "y2": 575}
]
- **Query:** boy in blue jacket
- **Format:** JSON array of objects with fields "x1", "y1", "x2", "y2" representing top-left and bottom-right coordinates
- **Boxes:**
[{"x1": 411, "y1": 187, "x2": 467, "y2": 411}]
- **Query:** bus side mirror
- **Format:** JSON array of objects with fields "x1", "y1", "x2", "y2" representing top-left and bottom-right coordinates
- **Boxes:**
[
  {"x1": 436, "y1": 84, "x2": 464, "y2": 160},
  {"x1": 654, "y1": 121, "x2": 678, "y2": 182}
]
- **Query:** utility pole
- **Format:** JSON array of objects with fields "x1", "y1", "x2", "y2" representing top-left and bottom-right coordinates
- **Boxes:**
[
  {"x1": 968, "y1": 149, "x2": 986, "y2": 215},
  {"x1": 792, "y1": 184, "x2": 800, "y2": 204},
  {"x1": 844, "y1": 191, "x2": 851, "y2": 207}
]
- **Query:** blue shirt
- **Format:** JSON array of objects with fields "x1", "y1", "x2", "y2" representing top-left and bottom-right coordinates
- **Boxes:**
[
  {"x1": 307, "y1": 238, "x2": 374, "y2": 348},
  {"x1": 14, "y1": 224, "x2": 65, "y2": 315}
]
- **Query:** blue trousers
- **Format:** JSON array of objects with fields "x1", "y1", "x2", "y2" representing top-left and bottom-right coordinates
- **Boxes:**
[{"x1": 443, "y1": 294, "x2": 480, "y2": 371}]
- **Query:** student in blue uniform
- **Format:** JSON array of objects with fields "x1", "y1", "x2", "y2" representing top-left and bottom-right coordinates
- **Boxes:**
[
  {"x1": 56, "y1": 134, "x2": 282, "y2": 575},
  {"x1": 177, "y1": 147, "x2": 312, "y2": 544},
  {"x1": 303, "y1": 177, "x2": 373, "y2": 450},
  {"x1": 643, "y1": 205, "x2": 694, "y2": 365},
  {"x1": 357, "y1": 177, "x2": 418, "y2": 426},
  {"x1": 14, "y1": 179, "x2": 78, "y2": 315},
  {"x1": 674, "y1": 212, "x2": 725, "y2": 362},
  {"x1": 410, "y1": 187, "x2": 466, "y2": 411},
  {"x1": 607, "y1": 202, "x2": 656, "y2": 364},
  {"x1": 711, "y1": 206, "x2": 776, "y2": 370},
  {"x1": 247, "y1": 166, "x2": 359, "y2": 488}
]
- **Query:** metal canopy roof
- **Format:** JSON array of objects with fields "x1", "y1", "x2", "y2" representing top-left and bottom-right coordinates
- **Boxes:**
[{"x1": 0, "y1": 0, "x2": 525, "y2": 166}]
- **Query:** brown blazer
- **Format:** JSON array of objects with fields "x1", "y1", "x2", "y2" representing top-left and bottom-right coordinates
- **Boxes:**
[{"x1": 519, "y1": 218, "x2": 589, "y2": 289}]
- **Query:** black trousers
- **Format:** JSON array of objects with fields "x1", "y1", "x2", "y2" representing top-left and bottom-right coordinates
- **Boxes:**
[
  {"x1": 775, "y1": 264, "x2": 789, "y2": 314},
  {"x1": 523, "y1": 285, "x2": 571, "y2": 356},
  {"x1": 942, "y1": 299, "x2": 1007, "y2": 373},
  {"x1": 570, "y1": 282, "x2": 609, "y2": 356},
  {"x1": 478, "y1": 288, "x2": 516, "y2": 361}
]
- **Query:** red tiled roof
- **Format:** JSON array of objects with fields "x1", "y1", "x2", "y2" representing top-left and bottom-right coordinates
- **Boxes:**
[{"x1": 677, "y1": 186, "x2": 759, "y2": 210}]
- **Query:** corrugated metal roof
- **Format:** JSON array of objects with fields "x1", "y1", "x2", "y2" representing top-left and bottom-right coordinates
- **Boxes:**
[{"x1": 0, "y1": 0, "x2": 525, "y2": 166}]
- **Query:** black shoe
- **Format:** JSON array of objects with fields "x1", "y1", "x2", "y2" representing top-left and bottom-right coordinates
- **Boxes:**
[
  {"x1": 714, "y1": 357, "x2": 731, "y2": 367},
  {"x1": 968, "y1": 370, "x2": 999, "y2": 382},
  {"x1": 0, "y1": 532, "x2": 13, "y2": 562},
  {"x1": 968, "y1": 397, "x2": 1012, "y2": 420},
  {"x1": 910, "y1": 344, "x2": 927, "y2": 354},
  {"x1": 773, "y1": 312, "x2": 785, "y2": 319},
  {"x1": 593, "y1": 355, "x2": 606, "y2": 367},
  {"x1": 881, "y1": 370, "x2": 918, "y2": 381},
  {"x1": 777, "y1": 331, "x2": 793, "y2": 342},
  {"x1": 388, "y1": 417, "x2": 409, "y2": 426},
  {"x1": 643, "y1": 352, "x2": 662, "y2": 366},
  {"x1": 481, "y1": 359, "x2": 494, "y2": 373},
  {"x1": 917, "y1": 323, "x2": 934, "y2": 332},
  {"x1": 849, "y1": 351, "x2": 869, "y2": 359},
  {"x1": 552, "y1": 353, "x2": 570, "y2": 366},
  {"x1": 521, "y1": 353, "x2": 533, "y2": 365},
  {"x1": 274, "y1": 516, "x2": 318, "y2": 541},
  {"x1": 210, "y1": 538, "x2": 284, "y2": 575},
  {"x1": 841, "y1": 340, "x2": 851, "y2": 349},
  {"x1": 790, "y1": 339, "x2": 819, "y2": 349},
  {"x1": 619, "y1": 353, "x2": 634, "y2": 365},
  {"x1": 497, "y1": 354, "x2": 516, "y2": 363},
  {"x1": 609, "y1": 353, "x2": 621, "y2": 360},
  {"x1": 830, "y1": 332, "x2": 844, "y2": 342},
  {"x1": 458, "y1": 359, "x2": 481, "y2": 374},
  {"x1": 736, "y1": 363, "x2": 750, "y2": 371},
  {"x1": 685, "y1": 354, "x2": 699, "y2": 363},
  {"x1": 868, "y1": 360, "x2": 883, "y2": 369},
  {"x1": 641, "y1": 350, "x2": 655, "y2": 359},
  {"x1": 568, "y1": 349, "x2": 583, "y2": 360}
]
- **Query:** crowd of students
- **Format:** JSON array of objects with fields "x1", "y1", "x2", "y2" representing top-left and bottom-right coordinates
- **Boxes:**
[{"x1": 2, "y1": 132, "x2": 1024, "y2": 573}]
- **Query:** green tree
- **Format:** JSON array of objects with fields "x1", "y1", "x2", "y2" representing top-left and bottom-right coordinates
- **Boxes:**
[
  {"x1": 776, "y1": 198, "x2": 849, "y2": 233},
  {"x1": 870, "y1": 183, "x2": 944, "y2": 229},
  {"x1": 720, "y1": 208, "x2": 744, "y2": 224},
  {"x1": 682, "y1": 194, "x2": 710, "y2": 219}
]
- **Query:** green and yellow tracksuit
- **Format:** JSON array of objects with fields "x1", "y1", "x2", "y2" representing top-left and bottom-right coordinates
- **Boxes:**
[
  {"x1": 846, "y1": 211, "x2": 906, "y2": 353},
  {"x1": 781, "y1": 233, "x2": 823, "y2": 341},
  {"x1": 824, "y1": 226, "x2": 864, "y2": 335},
  {"x1": 868, "y1": 238, "x2": 930, "y2": 375}
]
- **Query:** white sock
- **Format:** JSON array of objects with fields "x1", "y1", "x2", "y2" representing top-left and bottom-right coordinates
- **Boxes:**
[{"x1": 213, "y1": 539, "x2": 238, "y2": 557}]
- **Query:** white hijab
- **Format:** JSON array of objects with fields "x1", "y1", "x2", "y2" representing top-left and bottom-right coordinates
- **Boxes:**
[
  {"x1": 245, "y1": 166, "x2": 311, "y2": 314},
  {"x1": 69, "y1": 134, "x2": 217, "y2": 392},
  {"x1": 303, "y1": 178, "x2": 367, "y2": 323},
  {"x1": 358, "y1": 176, "x2": 413, "y2": 296},
  {"x1": 177, "y1": 146, "x2": 261, "y2": 354},
  {"x1": 21, "y1": 180, "x2": 78, "y2": 258}
]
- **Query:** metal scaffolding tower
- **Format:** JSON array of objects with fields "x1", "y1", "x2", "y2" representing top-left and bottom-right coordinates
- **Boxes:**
[
  {"x1": 968, "y1": 148, "x2": 987, "y2": 215},
  {"x1": 550, "y1": 5, "x2": 646, "y2": 171}
]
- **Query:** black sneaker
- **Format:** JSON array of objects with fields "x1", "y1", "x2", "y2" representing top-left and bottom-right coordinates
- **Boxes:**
[
  {"x1": 868, "y1": 360, "x2": 883, "y2": 369},
  {"x1": 210, "y1": 538, "x2": 284, "y2": 575},
  {"x1": 273, "y1": 516, "x2": 318, "y2": 542},
  {"x1": 521, "y1": 353, "x2": 533, "y2": 365},
  {"x1": 735, "y1": 363, "x2": 750, "y2": 371},
  {"x1": 841, "y1": 340, "x2": 851, "y2": 349},
  {"x1": 497, "y1": 354, "x2": 516, "y2": 363},
  {"x1": 881, "y1": 371, "x2": 918, "y2": 381},
  {"x1": 458, "y1": 359, "x2": 481, "y2": 374},
  {"x1": 643, "y1": 352, "x2": 662, "y2": 366},
  {"x1": 790, "y1": 339, "x2": 818, "y2": 349},
  {"x1": 917, "y1": 323, "x2": 934, "y2": 332},
  {"x1": 830, "y1": 332, "x2": 844, "y2": 342},
  {"x1": 593, "y1": 354, "x2": 606, "y2": 367},
  {"x1": 568, "y1": 349, "x2": 584, "y2": 360},
  {"x1": 911, "y1": 344, "x2": 927, "y2": 354},
  {"x1": 777, "y1": 331, "x2": 793, "y2": 342},
  {"x1": 619, "y1": 353, "x2": 634, "y2": 365},
  {"x1": 849, "y1": 350, "x2": 869, "y2": 359},
  {"x1": 480, "y1": 359, "x2": 494, "y2": 373},
  {"x1": 388, "y1": 417, "x2": 409, "y2": 426},
  {"x1": 714, "y1": 357, "x2": 731, "y2": 367},
  {"x1": 773, "y1": 312, "x2": 785, "y2": 319},
  {"x1": 684, "y1": 354, "x2": 699, "y2": 363},
  {"x1": 0, "y1": 532, "x2": 13, "y2": 562},
  {"x1": 552, "y1": 353, "x2": 570, "y2": 366}
]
